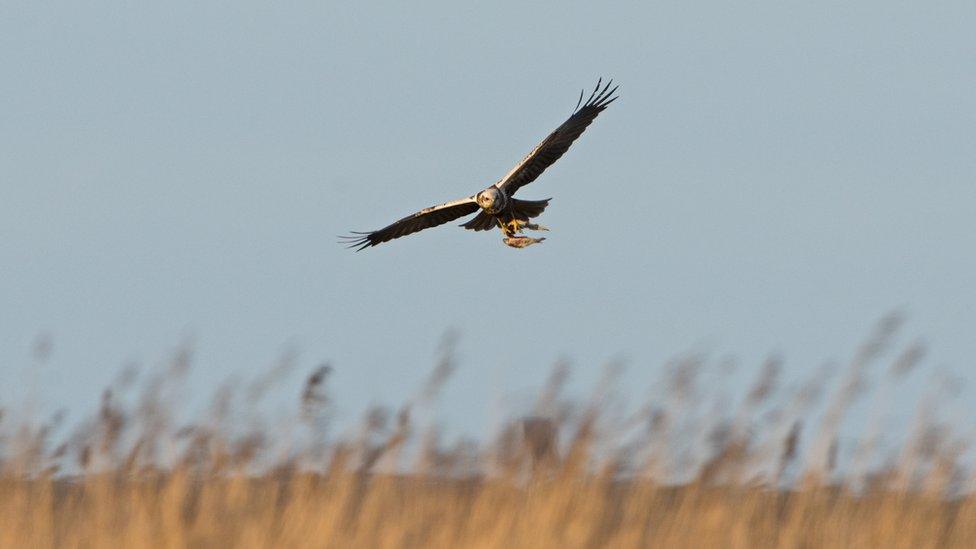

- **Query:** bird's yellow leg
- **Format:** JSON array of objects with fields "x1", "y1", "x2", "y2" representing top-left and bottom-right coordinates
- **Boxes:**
[{"x1": 503, "y1": 219, "x2": 523, "y2": 237}]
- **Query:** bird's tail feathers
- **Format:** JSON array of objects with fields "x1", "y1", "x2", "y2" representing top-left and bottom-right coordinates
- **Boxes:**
[{"x1": 510, "y1": 198, "x2": 551, "y2": 221}]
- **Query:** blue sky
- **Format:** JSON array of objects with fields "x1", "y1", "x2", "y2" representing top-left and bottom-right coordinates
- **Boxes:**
[{"x1": 2, "y1": 2, "x2": 974, "y2": 434}]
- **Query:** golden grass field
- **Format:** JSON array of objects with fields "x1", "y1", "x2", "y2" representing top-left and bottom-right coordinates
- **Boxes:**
[{"x1": 2, "y1": 316, "x2": 974, "y2": 547}]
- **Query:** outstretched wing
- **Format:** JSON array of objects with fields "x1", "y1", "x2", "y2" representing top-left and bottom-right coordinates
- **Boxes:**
[
  {"x1": 341, "y1": 197, "x2": 479, "y2": 251},
  {"x1": 496, "y1": 79, "x2": 618, "y2": 195}
]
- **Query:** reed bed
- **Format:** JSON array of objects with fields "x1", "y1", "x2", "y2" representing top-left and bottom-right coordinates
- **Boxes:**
[{"x1": 2, "y1": 316, "x2": 973, "y2": 547}]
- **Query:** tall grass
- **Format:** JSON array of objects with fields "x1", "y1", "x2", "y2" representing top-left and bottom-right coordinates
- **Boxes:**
[{"x1": 2, "y1": 316, "x2": 973, "y2": 547}]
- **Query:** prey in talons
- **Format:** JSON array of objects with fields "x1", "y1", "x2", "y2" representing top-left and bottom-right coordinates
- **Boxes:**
[
  {"x1": 501, "y1": 218, "x2": 548, "y2": 249},
  {"x1": 503, "y1": 235, "x2": 546, "y2": 248}
]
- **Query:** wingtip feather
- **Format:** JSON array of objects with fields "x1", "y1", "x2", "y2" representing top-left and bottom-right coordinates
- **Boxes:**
[
  {"x1": 584, "y1": 78, "x2": 602, "y2": 108},
  {"x1": 338, "y1": 231, "x2": 375, "y2": 251}
]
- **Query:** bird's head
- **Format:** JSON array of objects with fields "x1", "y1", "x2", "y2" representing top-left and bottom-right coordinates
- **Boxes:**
[{"x1": 476, "y1": 187, "x2": 505, "y2": 213}]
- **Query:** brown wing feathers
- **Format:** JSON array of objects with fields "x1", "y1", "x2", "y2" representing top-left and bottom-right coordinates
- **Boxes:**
[
  {"x1": 497, "y1": 78, "x2": 618, "y2": 195},
  {"x1": 340, "y1": 199, "x2": 479, "y2": 251}
]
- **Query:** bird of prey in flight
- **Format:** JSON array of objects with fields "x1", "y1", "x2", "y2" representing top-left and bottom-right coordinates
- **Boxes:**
[{"x1": 341, "y1": 79, "x2": 618, "y2": 250}]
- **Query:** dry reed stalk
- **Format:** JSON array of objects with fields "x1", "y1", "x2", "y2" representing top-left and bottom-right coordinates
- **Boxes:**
[{"x1": 1, "y1": 323, "x2": 974, "y2": 547}]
